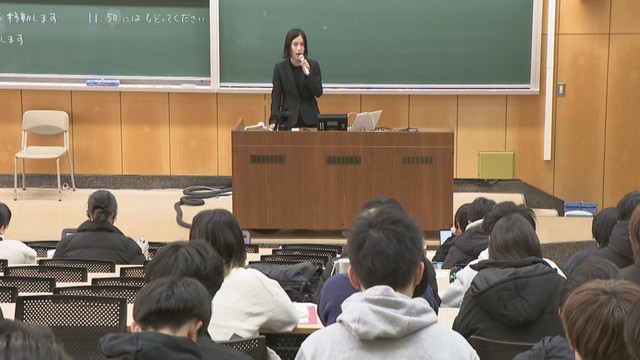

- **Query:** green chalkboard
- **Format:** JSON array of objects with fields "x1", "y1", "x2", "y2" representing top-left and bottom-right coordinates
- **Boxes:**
[
  {"x1": 0, "y1": 0, "x2": 210, "y2": 78},
  {"x1": 219, "y1": 0, "x2": 538, "y2": 87}
]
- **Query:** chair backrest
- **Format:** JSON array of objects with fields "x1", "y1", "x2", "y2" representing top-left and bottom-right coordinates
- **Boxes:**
[
  {"x1": 54, "y1": 285, "x2": 142, "y2": 304},
  {"x1": 92, "y1": 277, "x2": 147, "y2": 287},
  {"x1": 15, "y1": 294, "x2": 127, "y2": 360},
  {"x1": 469, "y1": 335, "x2": 535, "y2": 360},
  {"x1": 5, "y1": 266, "x2": 88, "y2": 282},
  {"x1": 219, "y1": 335, "x2": 268, "y2": 360},
  {"x1": 0, "y1": 259, "x2": 7, "y2": 273},
  {"x1": 0, "y1": 286, "x2": 19, "y2": 303},
  {"x1": 119, "y1": 266, "x2": 147, "y2": 278},
  {"x1": 147, "y1": 242, "x2": 167, "y2": 259},
  {"x1": 281, "y1": 243, "x2": 343, "y2": 256},
  {"x1": 39, "y1": 258, "x2": 116, "y2": 273},
  {"x1": 245, "y1": 244, "x2": 260, "y2": 254},
  {"x1": 0, "y1": 276, "x2": 56, "y2": 293},
  {"x1": 272, "y1": 248, "x2": 337, "y2": 259},
  {"x1": 22, "y1": 110, "x2": 69, "y2": 134},
  {"x1": 261, "y1": 254, "x2": 330, "y2": 268},
  {"x1": 24, "y1": 241, "x2": 59, "y2": 258}
]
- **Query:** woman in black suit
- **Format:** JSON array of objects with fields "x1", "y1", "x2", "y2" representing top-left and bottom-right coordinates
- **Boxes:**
[{"x1": 270, "y1": 28, "x2": 323, "y2": 130}]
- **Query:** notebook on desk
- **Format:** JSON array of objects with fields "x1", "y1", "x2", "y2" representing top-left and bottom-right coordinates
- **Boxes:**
[{"x1": 348, "y1": 110, "x2": 382, "y2": 132}]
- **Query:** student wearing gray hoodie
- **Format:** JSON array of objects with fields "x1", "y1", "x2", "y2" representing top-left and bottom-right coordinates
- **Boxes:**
[{"x1": 295, "y1": 206, "x2": 478, "y2": 360}]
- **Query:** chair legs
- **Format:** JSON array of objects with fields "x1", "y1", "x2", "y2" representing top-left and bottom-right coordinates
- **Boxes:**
[
  {"x1": 56, "y1": 157, "x2": 62, "y2": 202},
  {"x1": 13, "y1": 154, "x2": 74, "y2": 201},
  {"x1": 66, "y1": 150, "x2": 76, "y2": 191},
  {"x1": 13, "y1": 156, "x2": 18, "y2": 201}
]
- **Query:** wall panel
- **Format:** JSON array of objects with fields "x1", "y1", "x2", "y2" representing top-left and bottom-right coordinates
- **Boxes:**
[
  {"x1": 121, "y1": 92, "x2": 170, "y2": 175},
  {"x1": 554, "y1": 34, "x2": 608, "y2": 204},
  {"x1": 457, "y1": 96, "x2": 507, "y2": 178},
  {"x1": 361, "y1": 95, "x2": 409, "y2": 129},
  {"x1": 558, "y1": 0, "x2": 611, "y2": 34},
  {"x1": 71, "y1": 91, "x2": 122, "y2": 174},
  {"x1": 603, "y1": 35, "x2": 640, "y2": 206},
  {"x1": 0, "y1": 90, "x2": 23, "y2": 173},
  {"x1": 317, "y1": 94, "x2": 360, "y2": 118},
  {"x1": 169, "y1": 93, "x2": 217, "y2": 176},
  {"x1": 610, "y1": 0, "x2": 640, "y2": 34},
  {"x1": 217, "y1": 93, "x2": 265, "y2": 176}
]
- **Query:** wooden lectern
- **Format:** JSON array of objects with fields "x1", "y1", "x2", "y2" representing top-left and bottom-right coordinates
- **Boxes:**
[{"x1": 232, "y1": 130, "x2": 453, "y2": 231}]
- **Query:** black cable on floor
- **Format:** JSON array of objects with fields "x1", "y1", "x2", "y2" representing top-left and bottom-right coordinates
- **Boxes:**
[{"x1": 174, "y1": 185, "x2": 232, "y2": 228}]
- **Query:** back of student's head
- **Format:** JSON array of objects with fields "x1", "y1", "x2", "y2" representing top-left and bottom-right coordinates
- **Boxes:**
[
  {"x1": 468, "y1": 197, "x2": 496, "y2": 222},
  {"x1": 133, "y1": 276, "x2": 211, "y2": 334},
  {"x1": 558, "y1": 256, "x2": 621, "y2": 308},
  {"x1": 146, "y1": 240, "x2": 224, "y2": 299},
  {"x1": 488, "y1": 213, "x2": 542, "y2": 261},
  {"x1": 189, "y1": 209, "x2": 246, "y2": 270},
  {"x1": 454, "y1": 203, "x2": 471, "y2": 232},
  {"x1": 0, "y1": 319, "x2": 70, "y2": 360},
  {"x1": 592, "y1": 207, "x2": 618, "y2": 248},
  {"x1": 629, "y1": 205, "x2": 640, "y2": 266},
  {"x1": 87, "y1": 190, "x2": 118, "y2": 222},
  {"x1": 348, "y1": 206, "x2": 424, "y2": 290},
  {"x1": 624, "y1": 299, "x2": 640, "y2": 360},
  {"x1": 617, "y1": 190, "x2": 640, "y2": 221},
  {"x1": 360, "y1": 197, "x2": 404, "y2": 212},
  {"x1": 0, "y1": 203, "x2": 11, "y2": 229},
  {"x1": 561, "y1": 279, "x2": 640, "y2": 360},
  {"x1": 481, "y1": 201, "x2": 536, "y2": 235}
]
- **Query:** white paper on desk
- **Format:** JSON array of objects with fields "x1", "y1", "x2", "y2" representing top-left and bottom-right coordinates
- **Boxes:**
[
  {"x1": 244, "y1": 121, "x2": 269, "y2": 131},
  {"x1": 294, "y1": 302, "x2": 318, "y2": 325}
]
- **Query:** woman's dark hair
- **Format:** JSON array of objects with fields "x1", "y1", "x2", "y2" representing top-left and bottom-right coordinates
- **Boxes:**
[
  {"x1": 616, "y1": 191, "x2": 640, "y2": 221},
  {"x1": 624, "y1": 299, "x2": 640, "y2": 360},
  {"x1": 282, "y1": 28, "x2": 308, "y2": 59},
  {"x1": 189, "y1": 209, "x2": 246, "y2": 270},
  {"x1": 629, "y1": 205, "x2": 640, "y2": 266},
  {"x1": 558, "y1": 256, "x2": 621, "y2": 308},
  {"x1": 0, "y1": 319, "x2": 70, "y2": 360},
  {"x1": 87, "y1": 190, "x2": 118, "y2": 222},
  {"x1": 488, "y1": 213, "x2": 542, "y2": 261},
  {"x1": 0, "y1": 203, "x2": 11, "y2": 229},
  {"x1": 592, "y1": 207, "x2": 618, "y2": 248},
  {"x1": 454, "y1": 203, "x2": 471, "y2": 232}
]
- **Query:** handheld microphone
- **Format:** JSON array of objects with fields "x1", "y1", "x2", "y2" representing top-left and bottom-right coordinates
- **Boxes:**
[{"x1": 298, "y1": 55, "x2": 310, "y2": 76}]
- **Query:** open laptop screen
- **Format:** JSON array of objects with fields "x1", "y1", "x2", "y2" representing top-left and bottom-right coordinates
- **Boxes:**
[{"x1": 439, "y1": 229, "x2": 452, "y2": 245}]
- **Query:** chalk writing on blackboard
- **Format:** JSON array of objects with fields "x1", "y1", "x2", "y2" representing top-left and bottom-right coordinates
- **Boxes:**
[
  {"x1": 1, "y1": 12, "x2": 57, "y2": 24},
  {"x1": 88, "y1": 12, "x2": 207, "y2": 25},
  {"x1": 0, "y1": 34, "x2": 23, "y2": 46}
]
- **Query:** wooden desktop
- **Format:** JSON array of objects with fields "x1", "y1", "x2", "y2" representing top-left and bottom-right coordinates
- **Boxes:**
[{"x1": 232, "y1": 130, "x2": 454, "y2": 231}]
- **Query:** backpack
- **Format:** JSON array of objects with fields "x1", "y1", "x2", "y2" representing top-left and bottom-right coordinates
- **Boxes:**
[{"x1": 248, "y1": 261, "x2": 323, "y2": 303}]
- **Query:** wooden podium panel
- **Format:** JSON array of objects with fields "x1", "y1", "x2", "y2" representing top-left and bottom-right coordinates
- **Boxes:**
[{"x1": 232, "y1": 131, "x2": 453, "y2": 231}]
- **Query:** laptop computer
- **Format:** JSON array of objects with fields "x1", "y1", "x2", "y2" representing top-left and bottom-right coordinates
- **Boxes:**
[
  {"x1": 439, "y1": 228, "x2": 452, "y2": 245},
  {"x1": 348, "y1": 110, "x2": 383, "y2": 132}
]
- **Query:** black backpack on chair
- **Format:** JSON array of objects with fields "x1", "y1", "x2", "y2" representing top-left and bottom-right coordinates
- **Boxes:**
[{"x1": 248, "y1": 261, "x2": 322, "y2": 303}]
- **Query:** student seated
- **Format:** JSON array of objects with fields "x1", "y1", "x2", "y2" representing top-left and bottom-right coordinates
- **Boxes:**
[
  {"x1": 592, "y1": 191, "x2": 640, "y2": 268},
  {"x1": 100, "y1": 276, "x2": 211, "y2": 359},
  {"x1": 514, "y1": 256, "x2": 621, "y2": 360},
  {"x1": 295, "y1": 206, "x2": 479, "y2": 360},
  {"x1": 622, "y1": 204, "x2": 640, "y2": 285},
  {"x1": 189, "y1": 209, "x2": 298, "y2": 354},
  {"x1": 53, "y1": 190, "x2": 145, "y2": 264},
  {"x1": 562, "y1": 207, "x2": 617, "y2": 276},
  {"x1": 0, "y1": 202, "x2": 37, "y2": 264},
  {"x1": 624, "y1": 298, "x2": 640, "y2": 360},
  {"x1": 433, "y1": 203, "x2": 470, "y2": 263},
  {"x1": 453, "y1": 214, "x2": 565, "y2": 343},
  {"x1": 561, "y1": 279, "x2": 640, "y2": 360},
  {"x1": 145, "y1": 240, "x2": 251, "y2": 360},
  {"x1": 0, "y1": 319, "x2": 70, "y2": 360}
]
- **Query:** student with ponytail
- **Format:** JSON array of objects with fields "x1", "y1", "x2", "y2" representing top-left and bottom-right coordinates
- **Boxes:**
[{"x1": 53, "y1": 190, "x2": 145, "y2": 264}]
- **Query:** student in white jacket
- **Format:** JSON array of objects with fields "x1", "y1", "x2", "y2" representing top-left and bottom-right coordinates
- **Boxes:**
[
  {"x1": 440, "y1": 202, "x2": 565, "y2": 308},
  {"x1": 296, "y1": 206, "x2": 478, "y2": 360},
  {"x1": 0, "y1": 203, "x2": 36, "y2": 265}
]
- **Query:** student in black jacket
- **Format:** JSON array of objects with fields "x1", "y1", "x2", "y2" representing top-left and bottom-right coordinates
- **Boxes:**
[{"x1": 53, "y1": 190, "x2": 145, "y2": 264}]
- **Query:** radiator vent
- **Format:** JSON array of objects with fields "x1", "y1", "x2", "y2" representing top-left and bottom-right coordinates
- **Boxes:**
[
  {"x1": 250, "y1": 155, "x2": 285, "y2": 164},
  {"x1": 326, "y1": 155, "x2": 361, "y2": 165},
  {"x1": 402, "y1": 156, "x2": 434, "y2": 165}
]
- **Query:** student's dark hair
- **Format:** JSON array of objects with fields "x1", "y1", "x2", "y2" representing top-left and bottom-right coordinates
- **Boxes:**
[
  {"x1": 481, "y1": 201, "x2": 536, "y2": 235},
  {"x1": 488, "y1": 213, "x2": 542, "y2": 261},
  {"x1": 87, "y1": 190, "x2": 118, "y2": 222},
  {"x1": 0, "y1": 203, "x2": 11, "y2": 229},
  {"x1": 189, "y1": 209, "x2": 246, "y2": 270},
  {"x1": 562, "y1": 279, "x2": 640, "y2": 360},
  {"x1": 628, "y1": 205, "x2": 640, "y2": 266},
  {"x1": 454, "y1": 203, "x2": 471, "y2": 232},
  {"x1": 616, "y1": 191, "x2": 640, "y2": 221},
  {"x1": 592, "y1": 207, "x2": 618, "y2": 248},
  {"x1": 146, "y1": 240, "x2": 224, "y2": 299},
  {"x1": 348, "y1": 206, "x2": 424, "y2": 290},
  {"x1": 468, "y1": 197, "x2": 496, "y2": 222},
  {"x1": 558, "y1": 256, "x2": 621, "y2": 308},
  {"x1": 282, "y1": 28, "x2": 308, "y2": 59},
  {"x1": 134, "y1": 276, "x2": 211, "y2": 333},
  {"x1": 0, "y1": 319, "x2": 70, "y2": 360},
  {"x1": 624, "y1": 299, "x2": 640, "y2": 360},
  {"x1": 360, "y1": 197, "x2": 404, "y2": 212}
]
